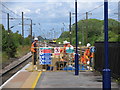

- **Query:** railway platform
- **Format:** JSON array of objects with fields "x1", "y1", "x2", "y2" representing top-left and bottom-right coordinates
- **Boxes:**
[
  {"x1": 0, "y1": 63, "x2": 42, "y2": 89},
  {"x1": 0, "y1": 45, "x2": 119, "y2": 89},
  {"x1": 0, "y1": 62, "x2": 119, "y2": 89}
]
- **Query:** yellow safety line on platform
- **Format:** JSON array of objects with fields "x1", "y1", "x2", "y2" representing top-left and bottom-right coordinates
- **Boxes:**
[{"x1": 32, "y1": 72, "x2": 42, "y2": 88}]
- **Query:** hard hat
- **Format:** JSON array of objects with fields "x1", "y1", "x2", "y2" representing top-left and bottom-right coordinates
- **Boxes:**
[
  {"x1": 79, "y1": 41, "x2": 82, "y2": 44},
  {"x1": 87, "y1": 43, "x2": 91, "y2": 47},
  {"x1": 63, "y1": 40, "x2": 68, "y2": 44},
  {"x1": 66, "y1": 42, "x2": 70, "y2": 44},
  {"x1": 34, "y1": 37, "x2": 38, "y2": 41}
]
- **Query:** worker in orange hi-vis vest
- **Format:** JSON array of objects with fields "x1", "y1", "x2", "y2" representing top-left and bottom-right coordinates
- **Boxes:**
[
  {"x1": 80, "y1": 53, "x2": 87, "y2": 65},
  {"x1": 90, "y1": 52, "x2": 94, "y2": 58},
  {"x1": 60, "y1": 41, "x2": 68, "y2": 60},
  {"x1": 63, "y1": 41, "x2": 68, "y2": 53},
  {"x1": 31, "y1": 37, "x2": 38, "y2": 70},
  {"x1": 65, "y1": 42, "x2": 74, "y2": 65},
  {"x1": 84, "y1": 48, "x2": 90, "y2": 63}
]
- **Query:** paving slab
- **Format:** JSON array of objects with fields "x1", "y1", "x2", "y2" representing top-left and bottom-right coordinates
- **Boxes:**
[{"x1": 36, "y1": 71, "x2": 119, "y2": 89}]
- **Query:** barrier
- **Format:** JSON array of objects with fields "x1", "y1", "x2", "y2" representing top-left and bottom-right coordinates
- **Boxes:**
[{"x1": 31, "y1": 46, "x2": 94, "y2": 72}]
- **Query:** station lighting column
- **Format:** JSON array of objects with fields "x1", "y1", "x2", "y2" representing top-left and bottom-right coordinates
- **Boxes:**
[
  {"x1": 103, "y1": 0, "x2": 111, "y2": 89},
  {"x1": 75, "y1": 0, "x2": 79, "y2": 75}
]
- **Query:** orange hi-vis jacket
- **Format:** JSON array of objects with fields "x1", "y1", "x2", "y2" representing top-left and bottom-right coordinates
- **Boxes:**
[
  {"x1": 84, "y1": 48, "x2": 90, "y2": 57},
  {"x1": 90, "y1": 52, "x2": 94, "y2": 58},
  {"x1": 63, "y1": 44, "x2": 67, "y2": 53},
  {"x1": 81, "y1": 56, "x2": 87, "y2": 64},
  {"x1": 31, "y1": 42, "x2": 37, "y2": 52}
]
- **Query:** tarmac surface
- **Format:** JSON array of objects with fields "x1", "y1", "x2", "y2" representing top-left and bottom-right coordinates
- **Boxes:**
[{"x1": 36, "y1": 71, "x2": 119, "y2": 89}]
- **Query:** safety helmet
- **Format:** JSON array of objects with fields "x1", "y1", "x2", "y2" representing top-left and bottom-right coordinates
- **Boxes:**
[
  {"x1": 66, "y1": 42, "x2": 70, "y2": 44},
  {"x1": 34, "y1": 37, "x2": 38, "y2": 41},
  {"x1": 87, "y1": 43, "x2": 91, "y2": 47},
  {"x1": 63, "y1": 40, "x2": 68, "y2": 44}
]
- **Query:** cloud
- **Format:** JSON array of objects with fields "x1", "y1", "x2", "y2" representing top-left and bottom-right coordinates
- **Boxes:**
[
  {"x1": 12, "y1": 7, "x2": 31, "y2": 15},
  {"x1": 35, "y1": 9, "x2": 41, "y2": 14},
  {"x1": 108, "y1": 8, "x2": 111, "y2": 13},
  {"x1": 2, "y1": 1, "x2": 118, "y2": 38}
]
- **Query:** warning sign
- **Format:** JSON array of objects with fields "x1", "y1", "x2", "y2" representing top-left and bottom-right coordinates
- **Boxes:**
[
  {"x1": 54, "y1": 47, "x2": 60, "y2": 55},
  {"x1": 66, "y1": 46, "x2": 74, "y2": 53},
  {"x1": 39, "y1": 47, "x2": 52, "y2": 65}
]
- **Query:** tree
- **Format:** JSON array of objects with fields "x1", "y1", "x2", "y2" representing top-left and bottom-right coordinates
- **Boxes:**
[
  {"x1": 57, "y1": 19, "x2": 120, "y2": 46},
  {"x1": 2, "y1": 25, "x2": 17, "y2": 58}
]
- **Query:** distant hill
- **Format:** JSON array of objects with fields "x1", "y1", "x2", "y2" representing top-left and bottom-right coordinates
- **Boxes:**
[{"x1": 57, "y1": 19, "x2": 120, "y2": 46}]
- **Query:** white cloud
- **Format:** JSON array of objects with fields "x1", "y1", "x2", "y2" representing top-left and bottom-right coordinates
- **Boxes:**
[
  {"x1": 13, "y1": 7, "x2": 31, "y2": 14},
  {"x1": 35, "y1": 9, "x2": 41, "y2": 14},
  {"x1": 108, "y1": 9, "x2": 111, "y2": 13},
  {"x1": 55, "y1": 2, "x2": 62, "y2": 7},
  {"x1": 49, "y1": 13, "x2": 56, "y2": 17}
]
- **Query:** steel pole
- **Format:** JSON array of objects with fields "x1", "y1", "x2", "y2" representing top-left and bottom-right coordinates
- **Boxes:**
[
  {"x1": 30, "y1": 19, "x2": 32, "y2": 43},
  {"x1": 86, "y1": 12, "x2": 88, "y2": 44},
  {"x1": 22, "y1": 12, "x2": 24, "y2": 37},
  {"x1": 7, "y1": 13, "x2": 9, "y2": 33},
  {"x1": 69, "y1": 12, "x2": 72, "y2": 44},
  {"x1": 75, "y1": 0, "x2": 79, "y2": 75},
  {"x1": 103, "y1": 0, "x2": 111, "y2": 89}
]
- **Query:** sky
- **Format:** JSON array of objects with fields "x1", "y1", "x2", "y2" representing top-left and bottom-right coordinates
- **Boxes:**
[{"x1": 1, "y1": 0, "x2": 119, "y2": 39}]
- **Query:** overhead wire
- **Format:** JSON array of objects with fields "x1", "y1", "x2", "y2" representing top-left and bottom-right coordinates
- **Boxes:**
[
  {"x1": 88, "y1": 4, "x2": 104, "y2": 13},
  {"x1": 1, "y1": 2, "x2": 20, "y2": 17},
  {"x1": 1, "y1": 2, "x2": 32, "y2": 35}
]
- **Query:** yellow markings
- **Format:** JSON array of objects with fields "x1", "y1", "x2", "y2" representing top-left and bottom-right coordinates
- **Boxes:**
[{"x1": 32, "y1": 72, "x2": 42, "y2": 88}]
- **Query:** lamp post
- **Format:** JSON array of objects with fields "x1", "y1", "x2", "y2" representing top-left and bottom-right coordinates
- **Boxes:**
[
  {"x1": 103, "y1": 0, "x2": 111, "y2": 89},
  {"x1": 75, "y1": 0, "x2": 79, "y2": 75}
]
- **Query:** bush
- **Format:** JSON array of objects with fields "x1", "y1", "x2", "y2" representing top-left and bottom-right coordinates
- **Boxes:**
[
  {"x1": 1, "y1": 24, "x2": 32, "y2": 58},
  {"x1": 2, "y1": 28, "x2": 17, "y2": 58},
  {"x1": 24, "y1": 36, "x2": 31, "y2": 45}
]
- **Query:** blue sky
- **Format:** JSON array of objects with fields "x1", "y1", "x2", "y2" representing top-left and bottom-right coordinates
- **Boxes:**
[{"x1": 1, "y1": 0, "x2": 119, "y2": 39}]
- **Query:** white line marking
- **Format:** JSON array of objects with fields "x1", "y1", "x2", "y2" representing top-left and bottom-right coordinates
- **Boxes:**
[
  {"x1": 0, "y1": 71, "x2": 20, "y2": 89},
  {"x1": 0, "y1": 63, "x2": 31, "y2": 89}
]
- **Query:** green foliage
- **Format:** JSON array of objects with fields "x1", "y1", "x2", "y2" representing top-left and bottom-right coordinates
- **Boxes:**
[
  {"x1": 2, "y1": 28, "x2": 17, "y2": 57},
  {"x1": 1, "y1": 24, "x2": 31, "y2": 58},
  {"x1": 59, "y1": 31, "x2": 70, "y2": 38},
  {"x1": 57, "y1": 19, "x2": 120, "y2": 46},
  {"x1": 11, "y1": 31, "x2": 23, "y2": 46},
  {"x1": 24, "y1": 36, "x2": 31, "y2": 45}
]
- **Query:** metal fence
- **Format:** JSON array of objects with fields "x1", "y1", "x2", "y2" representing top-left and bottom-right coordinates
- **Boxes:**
[{"x1": 94, "y1": 42, "x2": 120, "y2": 79}]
